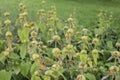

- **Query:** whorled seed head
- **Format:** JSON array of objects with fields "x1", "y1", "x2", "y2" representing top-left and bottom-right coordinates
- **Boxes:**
[
  {"x1": 92, "y1": 38, "x2": 99, "y2": 44},
  {"x1": 45, "y1": 70, "x2": 53, "y2": 76},
  {"x1": 80, "y1": 50, "x2": 87, "y2": 54},
  {"x1": 111, "y1": 51, "x2": 119, "y2": 58},
  {"x1": 4, "y1": 19, "x2": 11, "y2": 25},
  {"x1": 67, "y1": 17, "x2": 74, "y2": 23},
  {"x1": 92, "y1": 49, "x2": 98, "y2": 54},
  {"x1": 32, "y1": 54, "x2": 39, "y2": 60},
  {"x1": 6, "y1": 31, "x2": 12, "y2": 38},
  {"x1": 4, "y1": 12, "x2": 10, "y2": 17},
  {"x1": 67, "y1": 28, "x2": 74, "y2": 34},
  {"x1": 116, "y1": 42, "x2": 120, "y2": 47},
  {"x1": 109, "y1": 66, "x2": 119, "y2": 75},
  {"x1": 52, "y1": 35, "x2": 61, "y2": 41},
  {"x1": 52, "y1": 48, "x2": 61, "y2": 54},
  {"x1": 81, "y1": 36, "x2": 88, "y2": 42},
  {"x1": 76, "y1": 75, "x2": 86, "y2": 80}
]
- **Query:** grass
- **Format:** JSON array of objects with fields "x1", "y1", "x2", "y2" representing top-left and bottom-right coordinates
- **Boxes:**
[{"x1": 0, "y1": 0, "x2": 120, "y2": 29}]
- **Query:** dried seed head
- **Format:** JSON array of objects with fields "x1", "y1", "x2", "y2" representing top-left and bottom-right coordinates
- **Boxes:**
[
  {"x1": 52, "y1": 35, "x2": 61, "y2": 41},
  {"x1": 92, "y1": 49, "x2": 98, "y2": 54},
  {"x1": 32, "y1": 54, "x2": 39, "y2": 60},
  {"x1": 52, "y1": 48, "x2": 61, "y2": 54},
  {"x1": 4, "y1": 12, "x2": 10, "y2": 17},
  {"x1": 76, "y1": 75, "x2": 86, "y2": 80},
  {"x1": 4, "y1": 19, "x2": 11, "y2": 25},
  {"x1": 80, "y1": 50, "x2": 87, "y2": 54},
  {"x1": 6, "y1": 31, "x2": 12, "y2": 38}
]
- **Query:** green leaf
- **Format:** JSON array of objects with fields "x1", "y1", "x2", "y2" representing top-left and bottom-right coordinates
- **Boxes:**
[
  {"x1": 107, "y1": 41, "x2": 113, "y2": 49},
  {"x1": 31, "y1": 75, "x2": 41, "y2": 80},
  {"x1": 30, "y1": 63, "x2": 39, "y2": 75},
  {"x1": 23, "y1": 27, "x2": 30, "y2": 42},
  {"x1": 18, "y1": 28, "x2": 24, "y2": 42},
  {"x1": 20, "y1": 61, "x2": 31, "y2": 76},
  {"x1": 38, "y1": 23, "x2": 46, "y2": 33},
  {"x1": 85, "y1": 73, "x2": 96, "y2": 80},
  {"x1": 0, "y1": 70, "x2": 12, "y2": 80},
  {"x1": 20, "y1": 44, "x2": 27, "y2": 59},
  {"x1": 14, "y1": 66, "x2": 21, "y2": 75},
  {"x1": 80, "y1": 54, "x2": 87, "y2": 63},
  {"x1": 0, "y1": 53, "x2": 6, "y2": 64}
]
